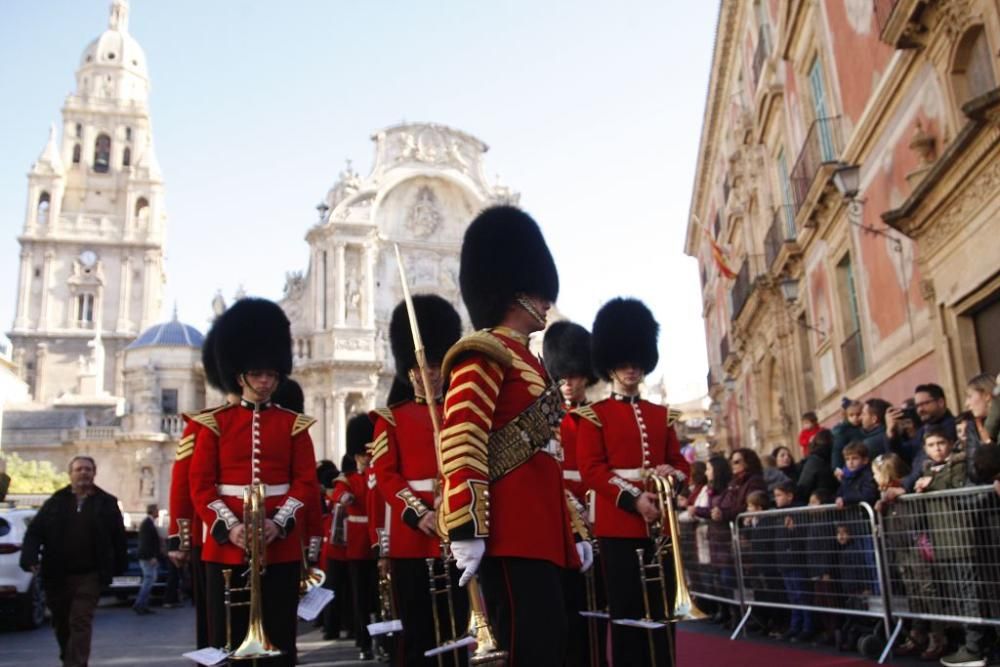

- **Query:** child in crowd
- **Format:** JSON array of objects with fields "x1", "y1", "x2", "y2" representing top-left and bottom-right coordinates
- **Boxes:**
[
  {"x1": 833, "y1": 399, "x2": 865, "y2": 471},
  {"x1": 773, "y1": 481, "x2": 815, "y2": 643},
  {"x1": 912, "y1": 427, "x2": 969, "y2": 662},
  {"x1": 835, "y1": 441, "x2": 879, "y2": 508},
  {"x1": 742, "y1": 490, "x2": 779, "y2": 636},
  {"x1": 807, "y1": 489, "x2": 838, "y2": 646},
  {"x1": 833, "y1": 522, "x2": 878, "y2": 652}
]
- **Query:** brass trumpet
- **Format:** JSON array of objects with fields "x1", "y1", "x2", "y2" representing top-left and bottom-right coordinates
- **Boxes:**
[
  {"x1": 299, "y1": 538, "x2": 326, "y2": 596},
  {"x1": 223, "y1": 481, "x2": 282, "y2": 661}
]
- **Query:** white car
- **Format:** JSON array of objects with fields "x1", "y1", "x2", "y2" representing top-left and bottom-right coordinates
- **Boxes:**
[{"x1": 0, "y1": 505, "x2": 45, "y2": 629}]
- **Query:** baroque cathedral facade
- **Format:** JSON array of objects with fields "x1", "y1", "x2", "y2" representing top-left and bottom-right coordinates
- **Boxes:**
[{"x1": 2, "y1": 1, "x2": 518, "y2": 511}]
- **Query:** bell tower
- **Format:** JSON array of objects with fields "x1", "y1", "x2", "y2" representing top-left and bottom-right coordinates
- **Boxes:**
[{"x1": 8, "y1": 0, "x2": 166, "y2": 404}]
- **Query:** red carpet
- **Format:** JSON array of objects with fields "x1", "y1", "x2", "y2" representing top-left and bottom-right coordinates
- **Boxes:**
[{"x1": 677, "y1": 627, "x2": 882, "y2": 667}]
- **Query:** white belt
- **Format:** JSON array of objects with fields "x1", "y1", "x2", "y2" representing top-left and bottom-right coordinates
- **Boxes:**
[
  {"x1": 407, "y1": 478, "x2": 435, "y2": 492},
  {"x1": 542, "y1": 439, "x2": 563, "y2": 461},
  {"x1": 563, "y1": 470, "x2": 582, "y2": 482},
  {"x1": 217, "y1": 483, "x2": 289, "y2": 497},
  {"x1": 612, "y1": 468, "x2": 643, "y2": 482},
  {"x1": 348, "y1": 515, "x2": 369, "y2": 524}
]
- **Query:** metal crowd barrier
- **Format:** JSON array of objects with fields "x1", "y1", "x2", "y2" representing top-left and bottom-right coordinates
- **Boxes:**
[
  {"x1": 879, "y1": 485, "x2": 1000, "y2": 629},
  {"x1": 676, "y1": 486, "x2": 1000, "y2": 664},
  {"x1": 678, "y1": 515, "x2": 744, "y2": 612}
]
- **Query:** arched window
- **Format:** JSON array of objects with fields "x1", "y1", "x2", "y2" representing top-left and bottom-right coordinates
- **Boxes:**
[
  {"x1": 74, "y1": 123, "x2": 82, "y2": 138},
  {"x1": 76, "y1": 293, "x2": 96, "y2": 326},
  {"x1": 37, "y1": 192, "x2": 50, "y2": 224},
  {"x1": 952, "y1": 25, "x2": 997, "y2": 107},
  {"x1": 93, "y1": 134, "x2": 111, "y2": 173},
  {"x1": 122, "y1": 147, "x2": 131, "y2": 167},
  {"x1": 72, "y1": 143, "x2": 81, "y2": 164},
  {"x1": 135, "y1": 197, "x2": 150, "y2": 228}
]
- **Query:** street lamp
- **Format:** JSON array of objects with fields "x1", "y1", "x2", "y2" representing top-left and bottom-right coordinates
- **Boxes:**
[
  {"x1": 316, "y1": 202, "x2": 330, "y2": 222},
  {"x1": 832, "y1": 163, "x2": 861, "y2": 199},
  {"x1": 778, "y1": 276, "x2": 827, "y2": 339}
]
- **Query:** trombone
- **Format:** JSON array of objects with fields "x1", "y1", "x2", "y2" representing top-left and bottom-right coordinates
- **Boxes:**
[
  {"x1": 426, "y1": 543, "x2": 460, "y2": 667},
  {"x1": 223, "y1": 481, "x2": 282, "y2": 661}
]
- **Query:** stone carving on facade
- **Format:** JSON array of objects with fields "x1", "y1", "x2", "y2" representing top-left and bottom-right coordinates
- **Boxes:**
[
  {"x1": 139, "y1": 465, "x2": 155, "y2": 498},
  {"x1": 283, "y1": 271, "x2": 306, "y2": 300},
  {"x1": 406, "y1": 186, "x2": 444, "y2": 238},
  {"x1": 918, "y1": 146, "x2": 1000, "y2": 254}
]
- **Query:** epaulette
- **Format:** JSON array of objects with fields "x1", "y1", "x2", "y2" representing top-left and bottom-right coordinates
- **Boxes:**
[
  {"x1": 188, "y1": 403, "x2": 233, "y2": 436},
  {"x1": 573, "y1": 404, "x2": 602, "y2": 428},
  {"x1": 668, "y1": 408, "x2": 682, "y2": 427},
  {"x1": 442, "y1": 330, "x2": 514, "y2": 379},
  {"x1": 182, "y1": 403, "x2": 229, "y2": 429},
  {"x1": 175, "y1": 433, "x2": 196, "y2": 461},
  {"x1": 369, "y1": 407, "x2": 396, "y2": 427}
]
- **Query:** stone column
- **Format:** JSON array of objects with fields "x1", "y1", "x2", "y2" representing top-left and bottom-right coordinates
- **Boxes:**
[
  {"x1": 362, "y1": 242, "x2": 376, "y2": 328},
  {"x1": 331, "y1": 390, "x2": 346, "y2": 461},
  {"x1": 335, "y1": 242, "x2": 346, "y2": 327},
  {"x1": 116, "y1": 255, "x2": 132, "y2": 333},
  {"x1": 34, "y1": 343, "x2": 48, "y2": 403},
  {"x1": 38, "y1": 250, "x2": 54, "y2": 330},
  {"x1": 140, "y1": 250, "x2": 156, "y2": 330},
  {"x1": 13, "y1": 249, "x2": 32, "y2": 331}
]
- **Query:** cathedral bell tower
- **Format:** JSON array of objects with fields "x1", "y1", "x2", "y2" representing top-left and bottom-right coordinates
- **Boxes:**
[{"x1": 8, "y1": 0, "x2": 167, "y2": 405}]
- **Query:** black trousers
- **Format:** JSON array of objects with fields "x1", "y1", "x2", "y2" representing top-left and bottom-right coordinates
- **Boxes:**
[
  {"x1": 349, "y1": 559, "x2": 377, "y2": 652},
  {"x1": 564, "y1": 555, "x2": 609, "y2": 667},
  {"x1": 323, "y1": 558, "x2": 352, "y2": 638},
  {"x1": 600, "y1": 537, "x2": 675, "y2": 667},
  {"x1": 205, "y1": 561, "x2": 299, "y2": 667},
  {"x1": 191, "y1": 547, "x2": 210, "y2": 649},
  {"x1": 479, "y1": 556, "x2": 568, "y2": 667},
  {"x1": 391, "y1": 557, "x2": 470, "y2": 667}
]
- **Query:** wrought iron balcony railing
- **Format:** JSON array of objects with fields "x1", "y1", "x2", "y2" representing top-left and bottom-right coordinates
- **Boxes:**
[
  {"x1": 764, "y1": 205, "x2": 797, "y2": 269},
  {"x1": 790, "y1": 115, "x2": 845, "y2": 213}
]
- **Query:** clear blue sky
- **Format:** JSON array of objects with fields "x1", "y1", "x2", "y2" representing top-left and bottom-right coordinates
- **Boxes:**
[{"x1": 0, "y1": 1, "x2": 718, "y2": 402}]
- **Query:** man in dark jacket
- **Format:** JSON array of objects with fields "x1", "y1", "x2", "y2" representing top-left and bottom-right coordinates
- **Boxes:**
[
  {"x1": 860, "y1": 398, "x2": 891, "y2": 460},
  {"x1": 20, "y1": 455, "x2": 127, "y2": 667},
  {"x1": 886, "y1": 384, "x2": 957, "y2": 491},
  {"x1": 134, "y1": 503, "x2": 161, "y2": 615}
]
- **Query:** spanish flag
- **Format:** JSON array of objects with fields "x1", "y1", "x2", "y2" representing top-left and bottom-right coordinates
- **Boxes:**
[{"x1": 707, "y1": 232, "x2": 737, "y2": 280}]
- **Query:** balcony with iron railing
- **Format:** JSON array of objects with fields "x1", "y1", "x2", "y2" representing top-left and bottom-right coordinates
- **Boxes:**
[
  {"x1": 790, "y1": 116, "x2": 845, "y2": 215},
  {"x1": 764, "y1": 204, "x2": 798, "y2": 270},
  {"x1": 752, "y1": 24, "x2": 771, "y2": 89},
  {"x1": 841, "y1": 329, "x2": 866, "y2": 384},
  {"x1": 729, "y1": 255, "x2": 767, "y2": 321}
]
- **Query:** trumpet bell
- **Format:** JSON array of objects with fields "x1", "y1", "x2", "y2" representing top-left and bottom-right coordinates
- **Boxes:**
[{"x1": 300, "y1": 566, "x2": 326, "y2": 596}]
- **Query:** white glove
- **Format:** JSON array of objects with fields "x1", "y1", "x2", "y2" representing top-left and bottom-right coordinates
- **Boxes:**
[
  {"x1": 576, "y1": 540, "x2": 594, "y2": 573},
  {"x1": 450, "y1": 539, "x2": 486, "y2": 587}
]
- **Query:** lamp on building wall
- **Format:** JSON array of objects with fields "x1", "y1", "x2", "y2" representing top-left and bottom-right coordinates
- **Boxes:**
[
  {"x1": 833, "y1": 163, "x2": 902, "y2": 253},
  {"x1": 779, "y1": 276, "x2": 828, "y2": 339},
  {"x1": 316, "y1": 201, "x2": 330, "y2": 223}
]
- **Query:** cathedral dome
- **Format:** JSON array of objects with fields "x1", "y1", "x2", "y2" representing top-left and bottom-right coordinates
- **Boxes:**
[
  {"x1": 128, "y1": 318, "x2": 204, "y2": 350},
  {"x1": 78, "y1": 1, "x2": 148, "y2": 81}
]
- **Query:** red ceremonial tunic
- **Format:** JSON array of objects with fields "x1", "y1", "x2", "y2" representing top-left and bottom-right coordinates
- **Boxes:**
[
  {"x1": 440, "y1": 328, "x2": 579, "y2": 569},
  {"x1": 365, "y1": 467, "x2": 384, "y2": 554},
  {"x1": 560, "y1": 409, "x2": 587, "y2": 504},
  {"x1": 189, "y1": 400, "x2": 320, "y2": 565},
  {"x1": 371, "y1": 399, "x2": 441, "y2": 559},
  {"x1": 331, "y1": 471, "x2": 374, "y2": 561},
  {"x1": 168, "y1": 412, "x2": 216, "y2": 552},
  {"x1": 575, "y1": 396, "x2": 690, "y2": 539}
]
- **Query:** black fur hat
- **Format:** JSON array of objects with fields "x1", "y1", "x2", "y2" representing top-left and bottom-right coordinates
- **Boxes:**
[
  {"x1": 389, "y1": 294, "x2": 462, "y2": 381},
  {"x1": 386, "y1": 377, "x2": 414, "y2": 405},
  {"x1": 213, "y1": 298, "x2": 293, "y2": 395},
  {"x1": 543, "y1": 321, "x2": 597, "y2": 385},
  {"x1": 459, "y1": 206, "x2": 559, "y2": 329},
  {"x1": 591, "y1": 298, "x2": 659, "y2": 380},
  {"x1": 272, "y1": 378, "x2": 305, "y2": 413},
  {"x1": 200, "y1": 324, "x2": 223, "y2": 391},
  {"x1": 346, "y1": 413, "x2": 374, "y2": 458}
]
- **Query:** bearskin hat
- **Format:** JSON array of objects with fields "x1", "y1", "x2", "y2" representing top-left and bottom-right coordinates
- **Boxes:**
[
  {"x1": 213, "y1": 298, "x2": 293, "y2": 395},
  {"x1": 389, "y1": 294, "x2": 462, "y2": 381},
  {"x1": 459, "y1": 206, "x2": 559, "y2": 329},
  {"x1": 272, "y1": 378, "x2": 305, "y2": 413},
  {"x1": 591, "y1": 298, "x2": 659, "y2": 380},
  {"x1": 386, "y1": 377, "x2": 414, "y2": 406},
  {"x1": 543, "y1": 321, "x2": 597, "y2": 386},
  {"x1": 200, "y1": 323, "x2": 223, "y2": 391},
  {"x1": 316, "y1": 459, "x2": 339, "y2": 489},
  {"x1": 346, "y1": 413, "x2": 374, "y2": 458}
]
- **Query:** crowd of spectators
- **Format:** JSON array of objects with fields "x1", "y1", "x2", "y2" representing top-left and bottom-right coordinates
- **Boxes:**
[{"x1": 682, "y1": 372, "x2": 1000, "y2": 666}]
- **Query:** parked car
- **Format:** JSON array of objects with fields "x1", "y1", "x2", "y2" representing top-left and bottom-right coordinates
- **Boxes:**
[
  {"x1": 104, "y1": 529, "x2": 168, "y2": 602},
  {"x1": 0, "y1": 505, "x2": 45, "y2": 629}
]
